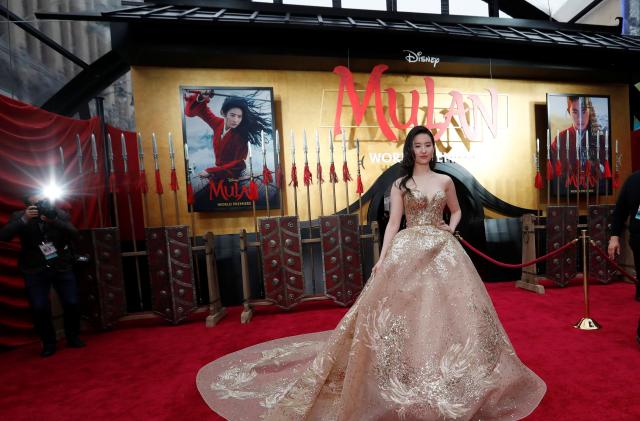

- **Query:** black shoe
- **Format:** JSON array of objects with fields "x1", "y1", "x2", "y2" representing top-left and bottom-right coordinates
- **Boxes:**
[
  {"x1": 67, "y1": 338, "x2": 85, "y2": 348},
  {"x1": 41, "y1": 344, "x2": 56, "y2": 358}
]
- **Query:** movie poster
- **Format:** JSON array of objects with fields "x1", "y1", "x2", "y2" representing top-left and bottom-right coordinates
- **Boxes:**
[
  {"x1": 180, "y1": 86, "x2": 279, "y2": 212},
  {"x1": 546, "y1": 94, "x2": 611, "y2": 196}
]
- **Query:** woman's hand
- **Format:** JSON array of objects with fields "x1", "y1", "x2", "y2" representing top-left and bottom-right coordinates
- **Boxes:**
[
  {"x1": 371, "y1": 259, "x2": 384, "y2": 275},
  {"x1": 437, "y1": 221, "x2": 453, "y2": 233},
  {"x1": 198, "y1": 170, "x2": 210, "y2": 179}
]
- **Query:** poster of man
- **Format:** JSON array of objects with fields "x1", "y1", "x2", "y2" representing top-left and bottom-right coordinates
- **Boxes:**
[
  {"x1": 547, "y1": 94, "x2": 611, "y2": 197},
  {"x1": 180, "y1": 87, "x2": 279, "y2": 212}
]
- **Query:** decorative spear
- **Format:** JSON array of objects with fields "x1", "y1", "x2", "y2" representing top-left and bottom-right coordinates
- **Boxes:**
[
  {"x1": 75, "y1": 135, "x2": 88, "y2": 224},
  {"x1": 152, "y1": 133, "x2": 165, "y2": 226},
  {"x1": 90, "y1": 133, "x2": 104, "y2": 226},
  {"x1": 261, "y1": 130, "x2": 272, "y2": 217},
  {"x1": 604, "y1": 129, "x2": 611, "y2": 197},
  {"x1": 341, "y1": 129, "x2": 352, "y2": 213},
  {"x1": 545, "y1": 129, "x2": 551, "y2": 207},
  {"x1": 534, "y1": 138, "x2": 543, "y2": 190},
  {"x1": 168, "y1": 133, "x2": 180, "y2": 225},
  {"x1": 356, "y1": 138, "x2": 364, "y2": 225},
  {"x1": 329, "y1": 129, "x2": 338, "y2": 214},
  {"x1": 555, "y1": 129, "x2": 561, "y2": 205},
  {"x1": 275, "y1": 130, "x2": 284, "y2": 216},
  {"x1": 315, "y1": 129, "x2": 324, "y2": 217},
  {"x1": 137, "y1": 133, "x2": 149, "y2": 226},
  {"x1": 595, "y1": 130, "x2": 600, "y2": 204},
  {"x1": 121, "y1": 133, "x2": 143, "y2": 309},
  {"x1": 289, "y1": 130, "x2": 299, "y2": 217},
  {"x1": 184, "y1": 142, "x2": 200, "y2": 291},
  {"x1": 303, "y1": 129, "x2": 316, "y2": 288},
  {"x1": 107, "y1": 133, "x2": 119, "y2": 227},
  {"x1": 584, "y1": 131, "x2": 589, "y2": 206},
  {"x1": 575, "y1": 130, "x2": 580, "y2": 211},
  {"x1": 303, "y1": 129, "x2": 313, "y2": 222},
  {"x1": 566, "y1": 130, "x2": 571, "y2": 206},
  {"x1": 247, "y1": 141, "x2": 259, "y2": 234},
  {"x1": 613, "y1": 140, "x2": 621, "y2": 191}
]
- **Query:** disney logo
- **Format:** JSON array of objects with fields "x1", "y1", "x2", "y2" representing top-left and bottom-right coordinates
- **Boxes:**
[{"x1": 404, "y1": 50, "x2": 440, "y2": 67}]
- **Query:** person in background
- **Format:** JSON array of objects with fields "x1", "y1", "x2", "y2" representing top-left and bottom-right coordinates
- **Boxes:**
[{"x1": 0, "y1": 190, "x2": 85, "y2": 357}]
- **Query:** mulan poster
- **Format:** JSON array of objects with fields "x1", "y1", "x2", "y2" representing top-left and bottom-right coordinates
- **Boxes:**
[
  {"x1": 546, "y1": 94, "x2": 611, "y2": 197},
  {"x1": 180, "y1": 86, "x2": 280, "y2": 212}
]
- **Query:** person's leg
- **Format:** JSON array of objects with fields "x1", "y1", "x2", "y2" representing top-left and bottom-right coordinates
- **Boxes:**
[
  {"x1": 629, "y1": 237, "x2": 640, "y2": 300},
  {"x1": 23, "y1": 271, "x2": 56, "y2": 355},
  {"x1": 51, "y1": 270, "x2": 83, "y2": 346}
]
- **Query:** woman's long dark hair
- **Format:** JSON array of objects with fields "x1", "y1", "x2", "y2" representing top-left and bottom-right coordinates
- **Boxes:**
[
  {"x1": 398, "y1": 125, "x2": 437, "y2": 193},
  {"x1": 221, "y1": 92, "x2": 272, "y2": 146}
]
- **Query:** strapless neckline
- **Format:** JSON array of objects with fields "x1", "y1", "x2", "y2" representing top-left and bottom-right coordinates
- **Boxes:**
[{"x1": 409, "y1": 189, "x2": 445, "y2": 204}]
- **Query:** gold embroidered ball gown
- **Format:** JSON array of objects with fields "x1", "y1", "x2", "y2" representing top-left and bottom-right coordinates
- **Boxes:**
[{"x1": 197, "y1": 189, "x2": 546, "y2": 420}]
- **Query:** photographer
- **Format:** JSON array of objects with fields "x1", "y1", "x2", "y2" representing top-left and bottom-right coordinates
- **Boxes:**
[{"x1": 0, "y1": 191, "x2": 85, "y2": 357}]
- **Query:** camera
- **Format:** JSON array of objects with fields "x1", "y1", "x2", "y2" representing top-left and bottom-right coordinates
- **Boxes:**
[{"x1": 35, "y1": 199, "x2": 58, "y2": 219}]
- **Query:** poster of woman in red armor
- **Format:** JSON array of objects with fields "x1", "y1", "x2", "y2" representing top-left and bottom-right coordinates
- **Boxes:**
[{"x1": 180, "y1": 87, "x2": 278, "y2": 212}]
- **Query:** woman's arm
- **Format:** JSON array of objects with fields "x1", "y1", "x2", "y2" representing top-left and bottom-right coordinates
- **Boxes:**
[
  {"x1": 374, "y1": 182, "x2": 404, "y2": 268},
  {"x1": 445, "y1": 177, "x2": 461, "y2": 232},
  {"x1": 183, "y1": 92, "x2": 224, "y2": 131}
]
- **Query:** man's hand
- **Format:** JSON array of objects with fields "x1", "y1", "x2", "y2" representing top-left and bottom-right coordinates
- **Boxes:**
[
  {"x1": 21, "y1": 206, "x2": 39, "y2": 223},
  {"x1": 608, "y1": 235, "x2": 621, "y2": 260}
]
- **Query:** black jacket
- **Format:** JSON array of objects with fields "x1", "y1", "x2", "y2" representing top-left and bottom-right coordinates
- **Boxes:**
[
  {"x1": 0, "y1": 208, "x2": 79, "y2": 274},
  {"x1": 610, "y1": 170, "x2": 640, "y2": 242}
]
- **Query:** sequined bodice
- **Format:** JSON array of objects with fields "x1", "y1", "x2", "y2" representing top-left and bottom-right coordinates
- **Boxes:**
[{"x1": 404, "y1": 189, "x2": 446, "y2": 228}]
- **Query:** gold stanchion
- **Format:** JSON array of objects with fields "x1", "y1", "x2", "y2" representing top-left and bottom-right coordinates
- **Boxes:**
[{"x1": 574, "y1": 229, "x2": 601, "y2": 330}]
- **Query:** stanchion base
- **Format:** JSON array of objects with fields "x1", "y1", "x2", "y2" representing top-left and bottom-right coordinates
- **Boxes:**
[
  {"x1": 574, "y1": 317, "x2": 601, "y2": 330},
  {"x1": 205, "y1": 307, "x2": 227, "y2": 328},
  {"x1": 515, "y1": 280, "x2": 545, "y2": 294}
]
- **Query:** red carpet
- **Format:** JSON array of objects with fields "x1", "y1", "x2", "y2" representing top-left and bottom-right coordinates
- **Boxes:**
[{"x1": 1, "y1": 281, "x2": 639, "y2": 420}]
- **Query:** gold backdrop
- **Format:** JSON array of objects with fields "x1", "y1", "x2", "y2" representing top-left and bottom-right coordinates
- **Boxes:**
[{"x1": 131, "y1": 66, "x2": 631, "y2": 235}]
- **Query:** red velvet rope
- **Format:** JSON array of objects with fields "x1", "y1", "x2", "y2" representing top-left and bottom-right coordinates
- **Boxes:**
[
  {"x1": 589, "y1": 241, "x2": 638, "y2": 284},
  {"x1": 456, "y1": 235, "x2": 578, "y2": 269}
]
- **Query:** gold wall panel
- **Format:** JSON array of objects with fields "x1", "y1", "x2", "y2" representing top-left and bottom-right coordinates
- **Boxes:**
[{"x1": 131, "y1": 66, "x2": 631, "y2": 235}]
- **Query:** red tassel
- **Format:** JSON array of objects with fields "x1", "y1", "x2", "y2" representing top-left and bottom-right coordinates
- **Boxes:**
[
  {"x1": 170, "y1": 169, "x2": 179, "y2": 191},
  {"x1": 546, "y1": 160, "x2": 554, "y2": 181},
  {"x1": 613, "y1": 171, "x2": 621, "y2": 188},
  {"x1": 342, "y1": 162, "x2": 352, "y2": 182},
  {"x1": 248, "y1": 179, "x2": 259, "y2": 201},
  {"x1": 289, "y1": 164, "x2": 298, "y2": 188},
  {"x1": 275, "y1": 165, "x2": 284, "y2": 189},
  {"x1": 209, "y1": 179, "x2": 214, "y2": 200},
  {"x1": 155, "y1": 169, "x2": 163, "y2": 194},
  {"x1": 584, "y1": 161, "x2": 592, "y2": 187},
  {"x1": 329, "y1": 162, "x2": 338, "y2": 183},
  {"x1": 317, "y1": 162, "x2": 324, "y2": 184},
  {"x1": 534, "y1": 171, "x2": 543, "y2": 189},
  {"x1": 139, "y1": 170, "x2": 148, "y2": 194},
  {"x1": 555, "y1": 160, "x2": 562, "y2": 177},
  {"x1": 604, "y1": 160, "x2": 612, "y2": 178},
  {"x1": 303, "y1": 163, "x2": 313, "y2": 186},
  {"x1": 356, "y1": 175, "x2": 364, "y2": 194},
  {"x1": 262, "y1": 165, "x2": 273, "y2": 185},
  {"x1": 187, "y1": 183, "x2": 194, "y2": 205},
  {"x1": 109, "y1": 173, "x2": 117, "y2": 193}
]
